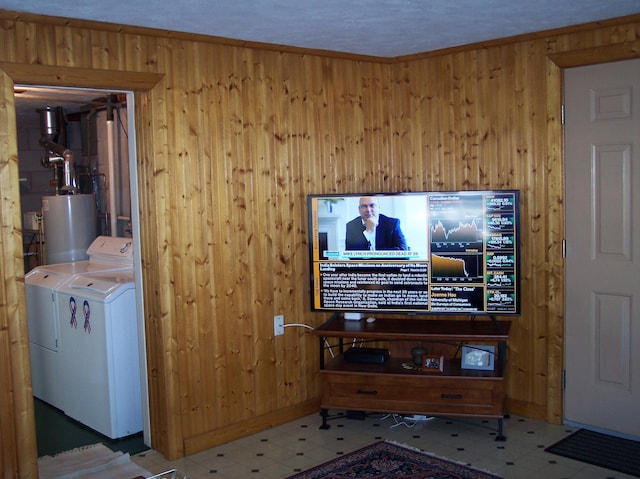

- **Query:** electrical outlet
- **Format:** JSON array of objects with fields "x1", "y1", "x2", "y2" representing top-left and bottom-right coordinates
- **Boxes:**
[{"x1": 274, "y1": 314, "x2": 284, "y2": 336}]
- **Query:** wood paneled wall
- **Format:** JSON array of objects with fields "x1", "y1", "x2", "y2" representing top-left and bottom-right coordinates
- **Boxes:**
[
  {"x1": 0, "y1": 67, "x2": 38, "y2": 479},
  {"x1": 0, "y1": 9, "x2": 638, "y2": 475},
  {"x1": 391, "y1": 43, "x2": 562, "y2": 419}
]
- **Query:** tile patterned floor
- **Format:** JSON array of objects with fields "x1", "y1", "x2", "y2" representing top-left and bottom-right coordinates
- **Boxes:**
[{"x1": 131, "y1": 412, "x2": 637, "y2": 479}]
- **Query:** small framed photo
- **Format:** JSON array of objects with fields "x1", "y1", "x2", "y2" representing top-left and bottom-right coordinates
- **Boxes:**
[
  {"x1": 461, "y1": 345, "x2": 495, "y2": 371},
  {"x1": 421, "y1": 354, "x2": 444, "y2": 373}
]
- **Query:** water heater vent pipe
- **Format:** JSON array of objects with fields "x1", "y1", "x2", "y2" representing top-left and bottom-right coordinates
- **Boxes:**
[
  {"x1": 38, "y1": 106, "x2": 77, "y2": 194},
  {"x1": 107, "y1": 96, "x2": 117, "y2": 236}
]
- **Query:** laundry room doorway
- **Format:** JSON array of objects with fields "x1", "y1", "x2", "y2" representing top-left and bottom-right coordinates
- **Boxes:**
[{"x1": 14, "y1": 85, "x2": 150, "y2": 452}]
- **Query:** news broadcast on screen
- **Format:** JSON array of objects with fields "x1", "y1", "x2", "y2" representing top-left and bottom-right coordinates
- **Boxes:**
[{"x1": 307, "y1": 190, "x2": 520, "y2": 316}]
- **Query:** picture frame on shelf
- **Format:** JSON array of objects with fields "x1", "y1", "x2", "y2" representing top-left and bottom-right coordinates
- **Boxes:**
[
  {"x1": 421, "y1": 354, "x2": 444, "y2": 373},
  {"x1": 461, "y1": 345, "x2": 495, "y2": 371}
]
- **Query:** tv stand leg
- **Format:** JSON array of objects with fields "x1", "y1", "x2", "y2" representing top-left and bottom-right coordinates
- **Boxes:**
[
  {"x1": 320, "y1": 409, "x2": 330, "y2": 430},
  {"x1": 495, "y1": 418, "x2": 506, "y2": 441}
]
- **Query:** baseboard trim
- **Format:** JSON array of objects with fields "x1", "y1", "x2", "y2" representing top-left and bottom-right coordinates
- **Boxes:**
[{"x1": 183, "y1": 399, "x2": 320, "y2": 456}]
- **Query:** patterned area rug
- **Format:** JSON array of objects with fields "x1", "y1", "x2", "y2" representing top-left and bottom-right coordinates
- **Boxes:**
[
  {"x1": 38, "y1": 443, "x2": 153, "y2": 479},
  {"x1": 545, "y1": 429, "x2": 640, "y2": 478},
  {"x1": 285, "y1": 440, "x2": 502, "y2": 479}
]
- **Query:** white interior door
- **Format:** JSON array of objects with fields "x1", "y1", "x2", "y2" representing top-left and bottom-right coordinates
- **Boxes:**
[{"x1": 564, "y1": 58, "x2": 640, "y2": 439}]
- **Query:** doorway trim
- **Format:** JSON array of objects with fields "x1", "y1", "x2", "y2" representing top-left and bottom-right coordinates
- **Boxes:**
[
  {"x1": 548, "y1": 41, "x2": 640, "y2": 68},
  {"x1": 0, "y1": 61, "x2": 163, "y2": 478},
  {"x1": 0, "y1": 62, "x2": 163, "y2": 91}
]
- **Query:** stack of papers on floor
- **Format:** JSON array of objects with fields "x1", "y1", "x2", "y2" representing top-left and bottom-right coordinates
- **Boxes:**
[{"x1": 38, "y1": 443, "x2": 153, "y2": 479}]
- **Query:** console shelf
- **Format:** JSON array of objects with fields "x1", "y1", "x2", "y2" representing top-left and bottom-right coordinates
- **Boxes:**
[{"x1": 313, "y1": 314, "x2": 511, "y2": 440}]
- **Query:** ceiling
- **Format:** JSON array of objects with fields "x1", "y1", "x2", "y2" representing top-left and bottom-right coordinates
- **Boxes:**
[{"x1": 1, "y1": 0, "x2": 639, "y2": 58}]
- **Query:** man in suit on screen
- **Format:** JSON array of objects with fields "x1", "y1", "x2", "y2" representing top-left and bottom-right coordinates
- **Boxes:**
[{"x1": 345, "y1": 196, "x2": 408, "y2": 251}]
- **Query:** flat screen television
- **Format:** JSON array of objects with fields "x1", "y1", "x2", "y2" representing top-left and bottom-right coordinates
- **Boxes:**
[{"x1": 307, "y1": 190, "x2": 520, "y2": 316}]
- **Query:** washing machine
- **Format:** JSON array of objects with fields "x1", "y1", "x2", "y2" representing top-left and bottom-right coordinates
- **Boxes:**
[
  {"x1": 56, "y1": 269, "x2": 142, "y2": 439},
  {"x1": 25, "y1": 236, "x2": 134, "y2": 410}
]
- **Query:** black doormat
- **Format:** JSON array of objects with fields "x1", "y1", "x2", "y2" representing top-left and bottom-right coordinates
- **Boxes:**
[{"x1": 545, "y1": 429, "x2": 640, "y2": 477}]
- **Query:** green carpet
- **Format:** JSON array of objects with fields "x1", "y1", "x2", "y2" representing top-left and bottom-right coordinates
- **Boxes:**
[
  {"x1": 34, "y1": 398, "x2": 148, "y2": 458},
  {"x1": 545, "y1": 429, "x2": 640, "y2": 477}
]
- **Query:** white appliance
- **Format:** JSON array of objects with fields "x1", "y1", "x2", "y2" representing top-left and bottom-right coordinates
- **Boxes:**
[
  {"x1": 25, "y1": 268, "x2": 69, "y2": 408},
  {"x1": 25, "y1": 236, "x2": 138, "y2": 436},
  {"x1": 41, "y1": 194, "x2": 97, "y2": 264},
  {"x1": 56, "y1": 269, "x2": 141, "y2": 439}
]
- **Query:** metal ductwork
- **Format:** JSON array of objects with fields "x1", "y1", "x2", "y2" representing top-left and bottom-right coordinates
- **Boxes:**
[{"x1": 38, "y1": 106, "x2": 77, "y2": 194}]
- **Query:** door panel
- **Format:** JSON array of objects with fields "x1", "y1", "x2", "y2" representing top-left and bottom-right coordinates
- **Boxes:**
[{"x1": 564, "y1": 59, "x2": 640, "y2": 439}]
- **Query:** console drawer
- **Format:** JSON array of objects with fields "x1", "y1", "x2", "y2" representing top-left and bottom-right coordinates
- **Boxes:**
[{"x1": 320, "y1": 371, "x2": 504, "y2": 417}]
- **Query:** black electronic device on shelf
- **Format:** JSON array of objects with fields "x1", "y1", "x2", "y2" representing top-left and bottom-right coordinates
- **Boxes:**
[{"x1": 343, "y1": 347, "x2": 390, "y2": 364}]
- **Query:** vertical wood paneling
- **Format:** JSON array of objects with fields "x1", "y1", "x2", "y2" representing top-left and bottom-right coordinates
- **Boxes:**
[
  {"x1": 0, "y1": 19, "x2": 17, "y2": 62},
  {"x1": 0, "y1": 11, "x2": 639, "y2": 465},
  {"x1": 90, "y1": 30, "x2": 111, "y2": 69},
  {"x1": 262, "y1": 50, "x2": 291, "y2": 412},
  {"x1": 543, "y1": 54, "x2": 564, "y2": 423},
  {"x1": 0, "y1": 67, "x2": 21, "y2": 479},
  {"x1": 15, "y1": 22, "x2": 36, "y2": 64},
  {"x1": 225, "y1": 49, "x2": 254, "y2": 424},
  {"x1": 201, "y1": 48, "x2": 231, "y2": 431},
  {"x1": 170, "y1": 38, "x2": 199, "y2": 443},
  {"x1": 55, "y1": 25, "x2": 74, "y2": 66},
  {"x1": 390, "y1": 37, "x2": 564, "y2": 421},
  {"x1": 153, "y1": 37, "x2": 189, "y2": 457},
  {"x1": 187, "y1": 41, "x2": 212, "y2": 430},
  {"x1": 136, "y1": 79, "x2": 176, "y2": 456},
  {"x1": 0, "y1": 69, "x2": 38, "y2": 479},
  {"x1": 35, "y1": 23, "x2": 56, "y2": 64}
]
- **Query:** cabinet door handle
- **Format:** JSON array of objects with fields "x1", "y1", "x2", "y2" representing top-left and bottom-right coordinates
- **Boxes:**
[
  {"x1": 441, "y1": 394, "x2": 463, "y2": 399},
  {"x1": 356, "y1": 389, "x2": 378, "y2": 395}
]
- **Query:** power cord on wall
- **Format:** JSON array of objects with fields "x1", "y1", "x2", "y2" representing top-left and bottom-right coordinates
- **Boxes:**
[
  {"x1": 282, "y1": 323, "x2": 368, "y2": 359},
  {"x1": 283, "y1": 323, "x2": 335, "y2": 357}
]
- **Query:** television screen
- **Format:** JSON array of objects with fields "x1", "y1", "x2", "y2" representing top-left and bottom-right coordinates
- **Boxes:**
[{"x1": 307, "y1": 190, "x2": 520, "y2": 315}]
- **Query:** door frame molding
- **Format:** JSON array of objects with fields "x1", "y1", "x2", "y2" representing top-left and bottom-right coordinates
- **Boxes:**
[
  {"x1": 548, "y1": 41, "x2": 640, "y2": 68},
  {"x1": 0, "y1": 62, "x2": 163, "y2": 90},
  {"x1": 0, "y1": 62, "x2": 162, "y2": 478}
]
